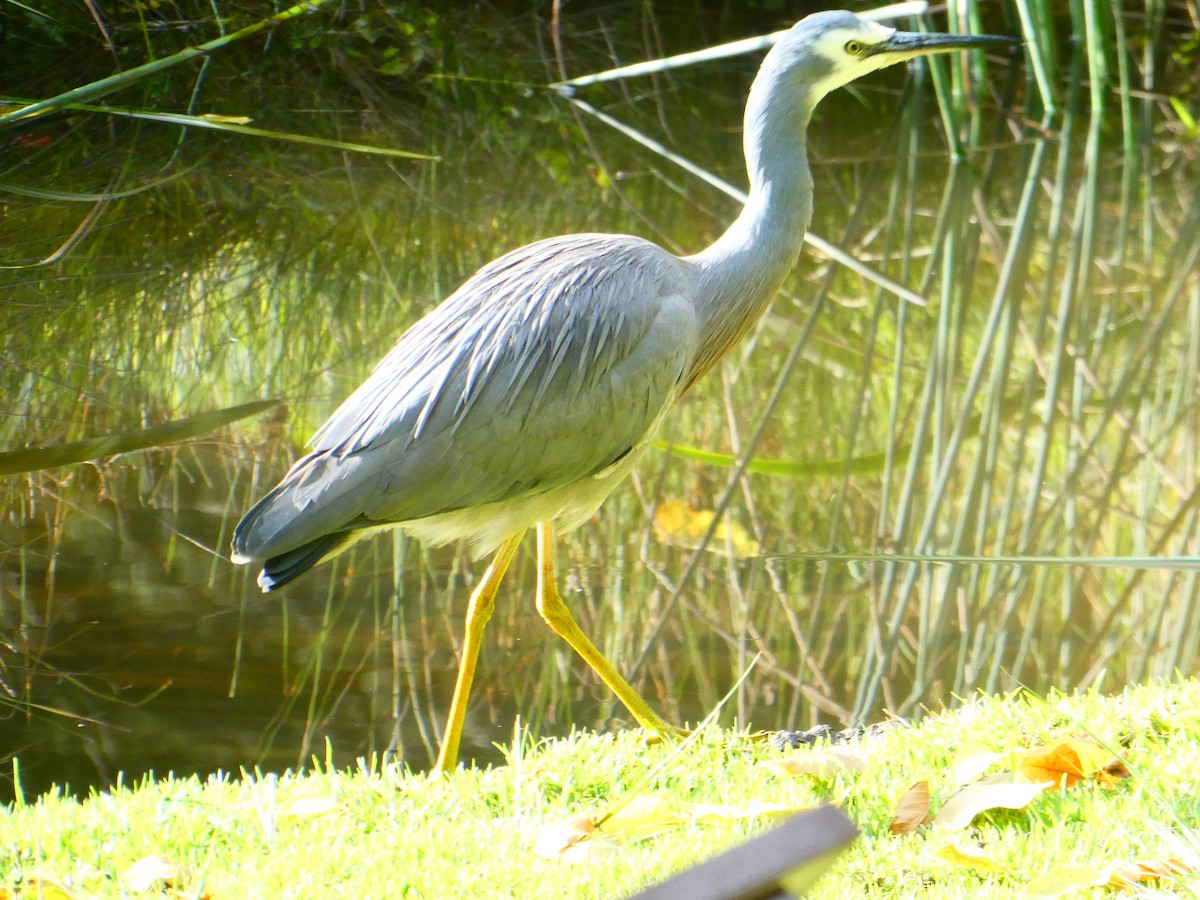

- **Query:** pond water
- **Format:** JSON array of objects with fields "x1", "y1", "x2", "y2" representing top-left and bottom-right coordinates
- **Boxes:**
[{"x1": 2, "y1": 3, "x2": 1199, "y2": 802}]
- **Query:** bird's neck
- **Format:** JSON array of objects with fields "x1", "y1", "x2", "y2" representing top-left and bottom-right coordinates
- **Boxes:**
[{"x1": 682, "y1": 71, "x2": 818, "y2": 390}]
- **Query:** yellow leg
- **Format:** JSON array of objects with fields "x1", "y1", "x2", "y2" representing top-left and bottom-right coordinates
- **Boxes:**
[
  {"x1": 431, "y1": 530, "x2": 526, "y2": 775},
  {"x1": 534, "y1": 522, "x2": 673, "y2": 734}
]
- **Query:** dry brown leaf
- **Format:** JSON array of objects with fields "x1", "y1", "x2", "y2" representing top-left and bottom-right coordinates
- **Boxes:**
[
  {"x1": 932, "y1": 841, "x2": 1007, "y2": 873},
  {"x1": 888, "y1": 780, "x2": 931, "y2": 835},
  {"x1": 762, "y1": 746, "x2": 868, "y2": 780},
  {"x1": 934, "y1": 772, "x2": 1049, "y2": 831},
  {"x1": 1017, "y1": 737, "x2": 1117, "y2": 788},
  {"x1": 1106, "y1": 857, "x2": 1193, "y2": 888},
  {"x1": 1098, "y1": 757, "x2": 1133, "y2": 786}
]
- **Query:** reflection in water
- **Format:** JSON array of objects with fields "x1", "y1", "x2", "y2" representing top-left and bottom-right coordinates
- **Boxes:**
[{"x1": 3, "y1": 3, "x2": 1199, "y2": 802}]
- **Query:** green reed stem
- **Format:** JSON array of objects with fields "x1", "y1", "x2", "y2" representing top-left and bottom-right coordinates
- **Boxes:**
[{"x1": 0, "y1": 0, "x2": 333, "y2": 129}]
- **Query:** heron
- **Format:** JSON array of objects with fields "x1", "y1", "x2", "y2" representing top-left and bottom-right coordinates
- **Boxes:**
[{"x1": 231, "y1": 11, "x2": 1016, "y2": 773}]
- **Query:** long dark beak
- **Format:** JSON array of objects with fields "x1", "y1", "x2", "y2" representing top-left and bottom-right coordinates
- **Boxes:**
[{"x1": 868, "y1": 29, "x2": 1022, "y2": 61}]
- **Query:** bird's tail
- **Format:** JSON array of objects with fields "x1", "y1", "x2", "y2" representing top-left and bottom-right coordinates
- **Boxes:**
[
  {"x1": 229, "y1": 481, "x2": 292, "y2": 567},
  {"x1": 255, "y1": 532, "x2": 357, "y2": 592},
  {"x1": 230, "y1": 477, "x2": 364, "y2": 592}
]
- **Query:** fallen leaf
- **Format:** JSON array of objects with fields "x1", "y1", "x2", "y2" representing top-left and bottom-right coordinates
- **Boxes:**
[
  {"x1": 1098, "y1": 757, "x2": 1132, "y2": 786},
  {"x1": 652, "y1": 500, "x2": 760, "y2": 557},
  {"x1": 934, "y1": 772, "x2": 1049, "y2": 831},
  {"x1": 932, "y1": 841, "x2": 1006, "y2": 873},
  {"x1": 950, "y1": 742, "x2": 1004, "y2": 786},
  {"x1": 124, "y1": 855, "x2": 191, "y2": 892},
  {"x1": 1022, "y1": 863, "x2": 1109, "y2": 897},
  {"x1": 1106, "y1": 857, "x2": 1193, "y2": 888},
  {"x1": 534, "y1": 812, "x2": 595, "y2": 861},
  {"x1": 596, "y1": 794, "x2": 683, "y2": 839},
  {"x1": 1017, "y1": 738, "x2": 1116, "y2": 788},
  {"x1": 889, "y1": 780, "x2": 931, "y2": 834},
  {"x1": 1024, "y1": 857, "x2": 1193, "y2": 897},
  {"x1": 762, "y1": 746, "x2": 868, "y2": 780}
]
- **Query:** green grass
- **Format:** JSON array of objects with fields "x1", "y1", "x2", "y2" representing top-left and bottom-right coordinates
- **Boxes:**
[
  {"x1": 6, "y1": 679, "x2": 1200, "y2": 898},
  {"x1": 4, "y1": 0, "x2": 1200, "y2": 851}
]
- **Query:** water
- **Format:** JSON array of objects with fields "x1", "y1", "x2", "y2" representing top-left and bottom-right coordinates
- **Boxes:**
[{"x1": 3, "y1": 4, "x2": 1199, "y2": 802}]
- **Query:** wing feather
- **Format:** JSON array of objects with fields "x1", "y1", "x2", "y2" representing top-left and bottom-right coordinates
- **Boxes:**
[{"x1": 233, "y1": 233, "x2": 698, "y2": 562}]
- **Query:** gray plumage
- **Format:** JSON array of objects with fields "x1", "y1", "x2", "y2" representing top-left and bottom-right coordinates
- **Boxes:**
[
  {"x1": 235, "y1": 235, "x2": 696, "y2": 584},
  {"x1": 232, "y1": 11, "x2": 1017, "y2": 592}
]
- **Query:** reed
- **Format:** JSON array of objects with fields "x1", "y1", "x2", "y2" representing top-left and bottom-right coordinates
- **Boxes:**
[{"x1": 2, "y1": 0, "x2": 1197, "y2": 790}]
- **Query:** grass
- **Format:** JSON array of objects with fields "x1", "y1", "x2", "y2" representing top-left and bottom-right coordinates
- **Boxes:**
[
  {"x1": 5, "y1": 678, "x2": 1200, "y2": 898},
  {"x1": 3, "y1": 0, "x2": 1200, "y2": 826}
]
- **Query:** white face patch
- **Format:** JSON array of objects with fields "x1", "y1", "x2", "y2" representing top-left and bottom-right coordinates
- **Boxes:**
[
  {"x1": 807, "y1": 21, "x2": 901, "y2": 94},
  {"x1": 809, "y1": 20, "x2": 896, "y2": 64}
]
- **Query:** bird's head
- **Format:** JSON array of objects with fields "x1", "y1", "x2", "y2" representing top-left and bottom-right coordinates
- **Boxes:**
[{"x1": 770, "y1": 10, "x2": 1019, "y2": 101}]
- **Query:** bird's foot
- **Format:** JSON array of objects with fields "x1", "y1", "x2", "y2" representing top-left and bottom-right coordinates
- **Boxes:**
[{"x1": 638, "y1": 723, "x2": 695, "y2": 746}]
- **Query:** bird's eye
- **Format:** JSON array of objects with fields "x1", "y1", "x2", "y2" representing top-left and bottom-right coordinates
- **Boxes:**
[{"x1": 844, "y1": 40, "x2": 864, "y2": 55}]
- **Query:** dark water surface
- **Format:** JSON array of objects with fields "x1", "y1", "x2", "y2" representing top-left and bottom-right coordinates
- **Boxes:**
[{"x1": 3, "y1": 3, "x2": 1199, "y2": 802}]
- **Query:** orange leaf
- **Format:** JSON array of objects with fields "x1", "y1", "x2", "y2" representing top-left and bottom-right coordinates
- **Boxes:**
[
  {"x1": 889, "y1": 780, "x2": 931, "y2": 835},
  {"x1": 1017, "y1": 737, "x2": 1115, "y2": 788}
]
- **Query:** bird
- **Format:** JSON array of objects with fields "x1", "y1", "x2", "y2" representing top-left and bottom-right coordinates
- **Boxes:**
[{"x1": 231, "y1": 11, "x2": 1017, "y2": 773}]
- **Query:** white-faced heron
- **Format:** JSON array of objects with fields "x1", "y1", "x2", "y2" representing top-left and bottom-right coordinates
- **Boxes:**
[{"x1": 231, "y1": 11, "x2": 1017, "y2": 773}]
